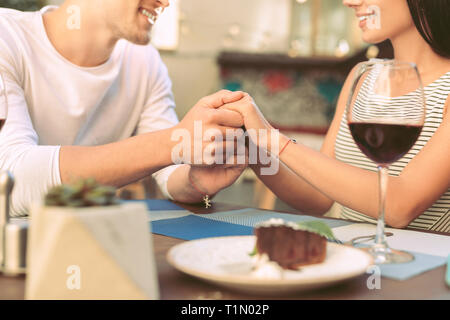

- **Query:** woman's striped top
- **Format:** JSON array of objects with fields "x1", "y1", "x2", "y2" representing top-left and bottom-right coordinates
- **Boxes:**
[{"x1": 334, "y1": 70, "x2": 450, "y2": 233}]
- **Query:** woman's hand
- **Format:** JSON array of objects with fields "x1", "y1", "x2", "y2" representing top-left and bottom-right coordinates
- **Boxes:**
[
  {"x1": 221, "y1": 93, "x2": 282, "y2": 152},
  {"x1": 221, "y1": 93, "x2": 272, "y2": 131}
]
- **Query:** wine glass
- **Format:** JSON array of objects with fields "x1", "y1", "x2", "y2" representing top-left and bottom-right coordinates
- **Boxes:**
[
  {"x1": 0, "y1": 70, "x2": 6, "y2": 132},
  {"x1": 346, "y1": 60, "x2": 426, "y2": 264}
]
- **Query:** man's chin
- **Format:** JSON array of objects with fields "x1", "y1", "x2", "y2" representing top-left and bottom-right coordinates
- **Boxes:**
[
  {"x1": 126, "y1": 32, "x2": 152, "y2": 45},
  {"x1": 135, "y1": 37, "x2": 152, "y2": 46}
]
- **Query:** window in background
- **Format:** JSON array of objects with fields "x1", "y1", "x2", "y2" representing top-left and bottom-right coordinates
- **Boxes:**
[
  {"x1": 151, "y1": 0, "x2": 180, "y2": 51},
  {"x1": 289, "y1": 0, "x2": 366, "y2": 58}
]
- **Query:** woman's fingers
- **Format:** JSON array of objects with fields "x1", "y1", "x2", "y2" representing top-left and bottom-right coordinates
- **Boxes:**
[
  {"x1": 202, "y1": 139, "x2": 247, "y2": 165},
  {"x1": 201, "y1": 125, "x2": 244, "y2": 141},
  {"x1": 221, "y1": 93, "x2": 254, "y2": 116},
  {"x1": 213, "y1": 108, "x2": 244, "y2": 127},
  {"x1": 200, "y1": 90, "x2": 245, "y2": 109},
  {"x1": 222, "y1": 91, "x2": 246, "y2": 104}
]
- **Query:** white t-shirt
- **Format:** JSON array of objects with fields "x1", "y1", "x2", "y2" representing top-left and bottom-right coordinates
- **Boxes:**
[{"x1": 0, "y1": 6, "x2": 180, "y2": 216}]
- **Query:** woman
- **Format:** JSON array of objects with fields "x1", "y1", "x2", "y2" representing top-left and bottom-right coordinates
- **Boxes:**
[{"x1": 224, "y1": 0, "x2": 450, "y2": 232}]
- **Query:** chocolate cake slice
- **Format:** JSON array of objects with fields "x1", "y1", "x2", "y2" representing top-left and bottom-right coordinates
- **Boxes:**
[{"x1": 253, "y1": 219, "x2": 334, "y2": 270}]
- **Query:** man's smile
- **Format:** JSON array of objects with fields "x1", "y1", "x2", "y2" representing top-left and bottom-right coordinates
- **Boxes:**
[{"x1": 140, "y1": 7, "x2": 163, "y2": 25}]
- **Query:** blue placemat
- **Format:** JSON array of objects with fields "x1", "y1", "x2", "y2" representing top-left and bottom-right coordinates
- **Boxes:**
[
  {"x1": 201, "y1": 208, "x2": 352, "y2": 229},
  {"x1": 378, "y1": 252, "x2": 447, "y2": 281},
  {"x1": 446, "y1": 255, "x2": 450, "y2": 287},
  {"x1": 352, "y1": 243, "x2": 448, "y2": 280},
  {"x1": 151, "y1": 214, "x2": 253, "y2": 240}
]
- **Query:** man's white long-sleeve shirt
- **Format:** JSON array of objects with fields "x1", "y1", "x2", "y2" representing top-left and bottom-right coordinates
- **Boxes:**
[{"x1": 0, "y1": 6, "x2": 179, "y2": 216}]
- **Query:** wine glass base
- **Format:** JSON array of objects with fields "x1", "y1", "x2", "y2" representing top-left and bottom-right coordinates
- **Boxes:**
[{"x1": 360, "y1": 246, "x2": 415, "y2": 264}]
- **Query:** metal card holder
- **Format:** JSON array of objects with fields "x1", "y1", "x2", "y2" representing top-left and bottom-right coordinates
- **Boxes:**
[{"x1": 0, "y1": 171, "x2": 27, "y2": 276}]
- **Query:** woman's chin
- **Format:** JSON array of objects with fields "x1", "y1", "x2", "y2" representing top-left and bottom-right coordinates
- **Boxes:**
[{"x1": 361, "y1": 32, "x2": 388, "y2": 45}]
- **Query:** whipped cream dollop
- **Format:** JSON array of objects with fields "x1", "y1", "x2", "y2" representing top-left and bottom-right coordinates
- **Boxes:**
[{"x1": 250, "y1": 253, "x2": 284, "y2": 279}]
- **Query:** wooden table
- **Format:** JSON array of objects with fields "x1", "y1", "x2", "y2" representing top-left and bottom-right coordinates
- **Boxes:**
[{"x1": 1, "y1": 202, "x2": 449, "y2": 300}]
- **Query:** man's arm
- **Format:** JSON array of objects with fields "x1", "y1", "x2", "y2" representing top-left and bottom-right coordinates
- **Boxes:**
[
  {"x1": 59, "y1": 127, "x2": 175, "y2": 186},
  {"x1": 62, "y1": 88, "x2": 245, "y2": 182},
  {"x1": 1, "y1": 75, "x2": 244, "y2": 217}
]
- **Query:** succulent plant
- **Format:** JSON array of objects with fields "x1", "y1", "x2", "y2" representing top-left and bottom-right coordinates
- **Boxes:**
[
  {"x1": 0, "y1": 0, "x2": 46, "y2": 12},
  {"x1": 45, "y1": 178, "x2": 119, "y2": 207}
]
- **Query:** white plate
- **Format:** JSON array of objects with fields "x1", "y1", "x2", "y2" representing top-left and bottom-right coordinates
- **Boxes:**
[{"x1": 167, "y1": 236, "x2": 374, "y2": 295}]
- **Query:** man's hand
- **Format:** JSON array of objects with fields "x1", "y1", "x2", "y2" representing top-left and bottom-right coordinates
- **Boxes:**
[
  {"x1": 188, "y1": 153, "x2": 248, "y2": 197},
  {"x1": 172, "y1": 90, "x2": 246, "y2": 166}
]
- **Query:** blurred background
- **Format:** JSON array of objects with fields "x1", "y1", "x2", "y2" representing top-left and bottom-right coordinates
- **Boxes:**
[{"x1": 0, "y1": 0, "x2": 393, "y2": 214}]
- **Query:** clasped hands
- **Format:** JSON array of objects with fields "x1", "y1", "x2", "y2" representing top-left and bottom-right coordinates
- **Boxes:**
[{"x1": 172, "y1": 90, "x2": 283, "y2": 196}]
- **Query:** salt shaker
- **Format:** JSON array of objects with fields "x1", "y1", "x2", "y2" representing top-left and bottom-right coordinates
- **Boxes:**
[{"x1": 0, "y1": 171, "x2": 27, "y2": 276}]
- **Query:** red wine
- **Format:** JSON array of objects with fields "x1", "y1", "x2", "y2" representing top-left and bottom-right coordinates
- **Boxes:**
[
  {"x1": 0, "y1": 119, "x2": 5, "y2": 131},
  {"x1": 348, "y1": 122, "x2": 422, "y2": 165}
]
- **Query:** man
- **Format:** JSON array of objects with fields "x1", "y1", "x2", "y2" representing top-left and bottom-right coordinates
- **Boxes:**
[{"x1": 0, "y1": 0, "x2": 247, "y2": 216}]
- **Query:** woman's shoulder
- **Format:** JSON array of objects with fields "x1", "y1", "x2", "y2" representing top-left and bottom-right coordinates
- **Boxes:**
[
  {"x1": 425, "y1": 69, "x2": 450, "y2": 110},
  {"x1": 333, "y1": 64, "x2": 361, "y2": 116},
  {"x1": 425, "y1": 69, "x2": 450, "y2": 87}
]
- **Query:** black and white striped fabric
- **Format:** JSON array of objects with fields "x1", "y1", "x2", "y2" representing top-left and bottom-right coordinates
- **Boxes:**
[
  {"x1": 351, "y1": 68, "x2": 425, "y2": 124},
  {"x1": 335, "y1": 70, "x2": 450, "y2": 232}
]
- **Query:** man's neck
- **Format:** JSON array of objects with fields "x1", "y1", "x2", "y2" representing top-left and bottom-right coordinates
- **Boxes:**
[{"x1": 43, "y1": 1, "x2": 118, "y2": 67}]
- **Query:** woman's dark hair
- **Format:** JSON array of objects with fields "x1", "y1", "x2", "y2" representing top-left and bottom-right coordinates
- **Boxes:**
[{"x1": 407, "y1": 0, "x2": 450, "y2": 58}]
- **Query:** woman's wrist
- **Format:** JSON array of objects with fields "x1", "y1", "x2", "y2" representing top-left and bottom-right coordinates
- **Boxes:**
[
  {"x1": 277, "y1": 134, "x2": 291, "y2": 155},
  {"x1": 262, "y1": 132, "x2": 290, "y2": 156}
]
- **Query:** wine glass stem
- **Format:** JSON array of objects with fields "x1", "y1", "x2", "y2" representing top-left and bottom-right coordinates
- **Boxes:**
[{"x1": 375, "y1": 166, "x2": 388, "y2": 247}]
